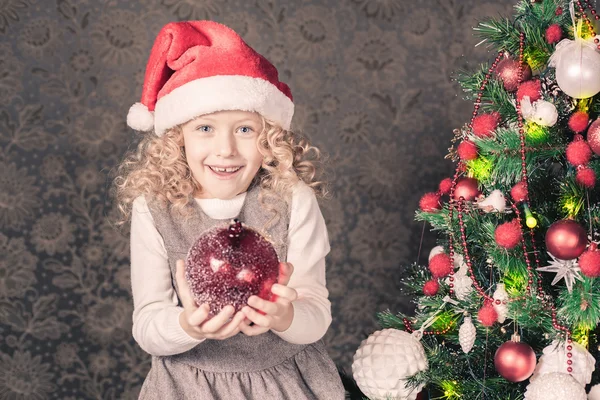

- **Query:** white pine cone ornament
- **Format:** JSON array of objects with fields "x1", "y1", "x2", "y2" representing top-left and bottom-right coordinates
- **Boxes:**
[
  {"x1": 493, "y1": 283, "x2": 509, "y2": 323},
  {"x1": 524, "y1": 372, "x2": 586, "y2": 400},
  {"x1": 459, "y1": 316, "x2": 476, "y2": 353},
  {"x1": 446, "y1": 274, "x2": 473, "y2": 301},
  {"x1": 352, "y1": 329, "x2": 428, "y2": 400},
  {"x1": 530, "y1": 340, "x2": 596, "y2": 386}
]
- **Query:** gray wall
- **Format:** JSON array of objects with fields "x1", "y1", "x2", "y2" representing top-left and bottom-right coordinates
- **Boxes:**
[{"x1": 0, "y1": 0, "x2": 514, "y2": 398}]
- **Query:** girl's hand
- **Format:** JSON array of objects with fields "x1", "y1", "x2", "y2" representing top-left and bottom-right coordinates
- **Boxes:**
[
  {"x1": 175, "y1": 260, "x2": 246, "y2": 341},
  {"x1": 240, "y1": 262, "x2": 297, "y2": 336}
]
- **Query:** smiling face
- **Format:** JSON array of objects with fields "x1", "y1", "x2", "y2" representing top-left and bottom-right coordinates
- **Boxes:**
[{"x1": 181, "y1": 110, "x2": 264, "y2": 199}]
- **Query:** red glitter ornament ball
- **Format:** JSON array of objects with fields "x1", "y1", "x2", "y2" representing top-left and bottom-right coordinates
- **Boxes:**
[
  {"x1": 495, "y1": 219, "x2": 523, "y2": 249},
  {"x1": 566, "y1": 135, "x2": 592, "y2": 166},
  {"x1": 439, "y1": 178, "x2": 453, "y2": 195},
  {"x1": 452, "y1": 177, "x2": 480, "y2": 201},
  {"x1": 545, "y1": 219, "x2": 588, "y2": 260},
  {"x1": 579, "y1": 245, "x2": 600, "y2": 277},
  {"x1": 494, "y1": 338, "x2": 537, "y2": 382},
  {"x1": 478, "y1": 302, "x2": 498, "y2": 327},
  {"x1": 568, "y1": 111, "x2": 590, "y2": 133},
  {"x1": 516, "y1": 79, "x2": 542, "y2": 103},
  {"x1": 472, "y1": 112, "x2": 501, "y2": 138},
  {"x1": 510, "y1": 181, "x2": 528, "y2": 203},
  {"x1": 545, "y1": 24, "x2": 563, "y2": 44},
  {"x1": 423, "y1": 280, "x2": 440, "y2": 296},
  {"x1": 419, "y1": 192, "x2": 442, "y2": 212},
  {"x1": 576, "y1": 166, "x2": 596, "y2": 188},
  {"x1": 429, "y1": 253, "x2": 453, "y2": 278},
  {"x1": 185, "y1": 219, "x2": 279, "y2": 316},
  {"x1": 496, "y1": 58, "x2": 532, "y2": 92},
  {"x1": 457, "y1": 140, "x2": 478, "y2": 161},
  {"x1": 588, "y1": 118, "x2": 600, "y2": 155}
]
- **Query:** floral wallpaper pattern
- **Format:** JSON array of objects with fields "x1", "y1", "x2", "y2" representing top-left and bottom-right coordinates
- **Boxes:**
[{"x1": 0, "y1": 0, "x2": 514, "y2": 398}]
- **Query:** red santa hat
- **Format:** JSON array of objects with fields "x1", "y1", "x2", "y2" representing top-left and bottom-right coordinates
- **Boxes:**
[{"x1": 127, "y1": 21, "x2": 294, "y2": 136}]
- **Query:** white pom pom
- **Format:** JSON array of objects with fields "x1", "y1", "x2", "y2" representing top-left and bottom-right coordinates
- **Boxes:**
[{"x1": 127, "y1": 102, "x2": 154, "y2": 132}]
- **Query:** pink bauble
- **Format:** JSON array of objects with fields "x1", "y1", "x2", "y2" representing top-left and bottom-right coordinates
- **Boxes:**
[
  {"x1": 494, "y1": 339, "x2": 537, "y2": 382},
  {"x1": 185, "y1": 219, "x2": 279, "y2": 316},
  {"x1": 496, "y1": 58, "x2": 532, "y2": 92},
  {"x1": 588, "y1": 118, "x2": 600, "y2": 155},
  {"x1": 452, "y1": 177, "x2": 480, "y2": 201},
  {"x1": 545, "y1": 220, "x2": 588, "y2": 260}
]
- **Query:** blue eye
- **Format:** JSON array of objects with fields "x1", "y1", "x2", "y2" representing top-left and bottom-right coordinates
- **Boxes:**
[
  {"x1": 196, "y1": 125, "x2": 212, "y2": 132},
  {"x1": 237, "y1": 126, "x2": 254, "y2": 135}
]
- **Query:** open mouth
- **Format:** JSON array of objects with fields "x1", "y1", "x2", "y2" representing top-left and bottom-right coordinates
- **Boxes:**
[{"x1": 207, "y1": 165, "x2": 243, "y2": 178}]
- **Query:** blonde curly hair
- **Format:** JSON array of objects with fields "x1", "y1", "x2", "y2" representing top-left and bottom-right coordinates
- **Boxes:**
[{"x1": 113, "y1": 116, "x2": 327, "y2": 226}]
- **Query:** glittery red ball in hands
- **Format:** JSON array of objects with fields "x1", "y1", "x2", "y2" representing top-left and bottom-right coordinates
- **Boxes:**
[
  {"x1": 568, "y1": 111, "x2": 590, "y2": 133},
  {"x1": 494, "y1": 339, "x2": 536, "y2": 382},
  {"x1": 419, "y1": 192, "x2": 442, "y2": 212},
  {"x1": 452, "y1": 177, "x2": 480, "y2": 201},
  {"x1": 438, "y1": 178, "x2": 453, "y2": 195},
  {"x1": 545, "y1": 219, "x2": 588, "y2": 260},
  {"x1": 495, "y1": 219, "x2": 523, "y2": 249},
  {"x1": 185, "y1": 219, "x2": 279, "y2": 316},
  {"x1": 496, "y1": 58, "x2": 532, "y2": 92},
  {"x1": 579, "y1": 246, "x2": 600, "y2": 277},
  {"x1": 577, "y1": 167, "x2": 596, "y2": 188},
  {"x1": 472, "y1": 112, "x2": 501, "y2": 138},
  {"x1": 516, "y1": 79, "x2": 542, "y2": 103},
  {"x1": 429, "y1": 253, "x2": 453, "y2": 278},
  {"x1": 478, "y1": 302, "x2": 498, "y2": 327},
  {"x1": 588, "y1": 118, "x2": 600, "y2": 155},
  {"x1": 566, "y1": 135, "x2": 592, "y2": 166},
  {"x1": 510, "y1": 181, "x2": 528, "y2": 203},
  {"x1": 545, "y1": 24, "x2": 563, "y2": 44},
  {"x1": 457, "y1": 140, "x2": 478, "y2": 161},
  {"x1": 423, "y1": 280, "x2": 440, "y2": 296}
]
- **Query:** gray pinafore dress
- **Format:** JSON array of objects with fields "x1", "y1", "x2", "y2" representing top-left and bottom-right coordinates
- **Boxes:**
[{"x1": 139, "y1": 185, "x2": 345, "y2": 400}]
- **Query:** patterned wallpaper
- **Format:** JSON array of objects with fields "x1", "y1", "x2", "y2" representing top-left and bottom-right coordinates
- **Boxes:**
[{"x1": 0, "y1": 0, "x2": 515, "y2": 398}]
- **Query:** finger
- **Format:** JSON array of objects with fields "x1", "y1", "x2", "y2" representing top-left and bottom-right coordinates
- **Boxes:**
[
  {"x1": 247, "y1": 296, "x2": 279, "y2": 315},
  {"x1": 271, "y1": 284, "x2": 298, "y2": 302},
  {"x1": 278, "y1": 262, "x2": 294, "y2": 286},
  {"x1": 201, "y1": 305, "x2": 235, "y2": 333},
  {"x1": 240, "y1": 322, "x2": 269, "y2": 336},
  {"x1": 242, "y1": 306, "x2": 272, "y2": 327},
  {"x1": 217, "y1": 311, "x2": 246, "y2": 338},
  {"x1": 175, "y1": 260, "x2": 196, "y2": 310},
  {"x1": 187, "y1": 303, "x2": 211, "y2": 326}
]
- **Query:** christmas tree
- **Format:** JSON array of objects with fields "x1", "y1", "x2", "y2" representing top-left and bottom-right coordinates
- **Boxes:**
[{"x1": 351, "y1": 1, "x2": 600, "y2": 399}]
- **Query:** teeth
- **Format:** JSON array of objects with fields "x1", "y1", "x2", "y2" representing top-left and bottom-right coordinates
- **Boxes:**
[{"x1": 211, "y1": 166, "x2": 241, "y2": 173}]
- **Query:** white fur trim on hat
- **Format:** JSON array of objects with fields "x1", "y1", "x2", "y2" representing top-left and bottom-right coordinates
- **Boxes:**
[
  {"x1": 153, "y1": 75, "x2": 294, "y2": 136},
  {"x1": 127, "y1": 102, "x2": 155, "y2": 132}
]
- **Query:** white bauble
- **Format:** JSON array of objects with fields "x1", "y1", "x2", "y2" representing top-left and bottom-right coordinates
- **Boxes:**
[
  {"x1": 589, "y1": 384, "x2": 600, "y2": 399},
  {"x1": 524, "y1": 372, "x2": 586, "y2": 400},
  {"x1": 492, "y1": 283, "x2": 509, "y2": 323},
  {"x1": 459, "y1": 316, "x2": 476, "y2": 353},
  {"x1": 530, "y1": 340, "x2": 595, "y2": 386},
  {"x1": 352, "y1": 329, "x2": 428, "y2": 400},
  {"x1": 549, "y1": 38, "x2": 600, "y2": 99}
]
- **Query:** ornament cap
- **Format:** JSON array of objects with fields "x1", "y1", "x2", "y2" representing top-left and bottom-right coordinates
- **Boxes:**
[{"x1": 511, "y1": 333, "x2": 521, "y2": 343}]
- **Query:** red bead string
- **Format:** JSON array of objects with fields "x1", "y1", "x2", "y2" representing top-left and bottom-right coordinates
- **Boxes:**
[
  {"x1": 402, "y1": 318, "x2": 454, "y2": 336},
  {"x1": 468, "y1": 51, "x2": 505, "y2": 132},
  {"x1": 509, "y1": 203, "x2": 535, "y2": 301},
  {"x1": 515, "y1": 32, "x2": 530, "y2": 196},
  {"x1": 457, "y1": 199, "x2": 493, "y2": 302},
  {"x1": 447, "y1": 170, "x2": 463, "y2": 298},
  {"x1": 577, "y1": 0, "x2": 600, "y2": 50}
]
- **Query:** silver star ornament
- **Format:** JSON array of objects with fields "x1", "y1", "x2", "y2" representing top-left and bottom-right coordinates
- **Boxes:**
[{"x1": 536, "y1": 252, "x2": 583, "y2": 293}]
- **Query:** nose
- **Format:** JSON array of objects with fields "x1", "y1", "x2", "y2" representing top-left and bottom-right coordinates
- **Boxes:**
[{"x1": 215, "y1": 132, "x2": 236, "y2": 158}]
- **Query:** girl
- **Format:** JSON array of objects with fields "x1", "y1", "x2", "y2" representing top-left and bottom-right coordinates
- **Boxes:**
[{"x1": 114, "y1": 21, "x2": 345, "y2": 399}]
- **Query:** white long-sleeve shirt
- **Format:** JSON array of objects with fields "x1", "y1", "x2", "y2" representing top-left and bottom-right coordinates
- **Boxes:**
[{"x1": 130, "y1": 182, "x2": 332, "y2": 356}]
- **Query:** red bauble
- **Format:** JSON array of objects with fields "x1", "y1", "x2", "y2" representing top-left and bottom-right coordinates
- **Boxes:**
[
  {"x1": 452, "y1": 177, "x2": 480, "y2": 201},
  {"x1": 457, "y1": 140, "x2": 478, "y2": 161},
  {"x1": 587, "y1": 118, "x2": 600, "y2": 155},
  {"x1": 496, "y1": 58, "x2": 532, "y2": 92},
  {"x1": 419, "y1": 192, "x2": 442, "y2": 212},
  {"x1": 494, "y1": 337, "x2": 537, "y2": 382},
  {"x1": 185, "y1": 219, "x2": 279, "y2": 316},
  {"x1": 472, "y1": 112, "x2": 501, "y2": 138},
  {"x1": 438, "y1": 178, "x2": 453, "y2": 195},
  {"x1": 568, "y1": 111, "x2": 590, "y2": 133},
  {"x1": 576, "y1": 166, "x2": 596, "y2": 188},
  {"x1": 516, "y1": 79, "x2": 542, "y2": 103},
  {"x1": 545, "y1": 24, "x2": 563, "y2": 44},
  {"x1": 510, "y1": 181, "x2": 528, "y2": 203},
  {"x1": 495, "y1": 219, "x2": 523, "y2": 249},
  {"x1": 429, "y1": 253, "x2": 453, "y2": 278},
  {"x1": 566, "y1": 135, "x2": 592, "y2": 166},
  {"x1": 545, "y1": 219, "x2": 588, "y2": 260},
  {"x1": 478, "y1": 302, "x2": 498, "y2": 327},
  {"x1": 423, "y1": 280, "x2": 440, "y2": 296},
  {"x1": 579, "y1": 244, "x2": 600, "y2": 277}
]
